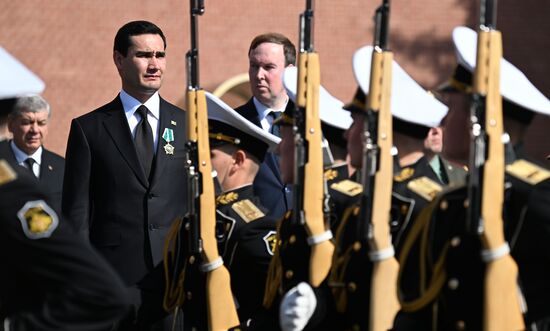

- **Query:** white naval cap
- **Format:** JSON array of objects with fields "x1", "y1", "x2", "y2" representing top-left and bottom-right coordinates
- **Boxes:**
[
  {"x1": 451, "y1": 26, "x2": 550, "y2": 116},
  {"x1": 352, "y1": 45, "x2": 449, "y2": 129},
  {"x1": 205, "y1": 91, "x2": 280, "y2": 157},
  {"x1": 0, "y1": 46, "x2": 45, "y2": 100},
  {"x1": 282, "y1": 66, "x2": 352, "y2": 131}
]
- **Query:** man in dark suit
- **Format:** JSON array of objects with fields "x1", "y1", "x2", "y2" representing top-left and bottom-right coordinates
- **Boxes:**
[
  {"x1": 0, "y1": 95, "x2": 64, "y2": 212},
  {"x1": 62, "y1": 20, "x2": 187, "y2": 329},
  {"x1": 0, "y1": 45, "x2": 130, "y2": 331},
  {"x1": 234, "y1": 33, "x2": 296, "y2": 219}
]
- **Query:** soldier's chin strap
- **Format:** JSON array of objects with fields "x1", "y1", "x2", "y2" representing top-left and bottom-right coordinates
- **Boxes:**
[{"x1": 200, "y1": 257, "x2": 224, "y2": 273}]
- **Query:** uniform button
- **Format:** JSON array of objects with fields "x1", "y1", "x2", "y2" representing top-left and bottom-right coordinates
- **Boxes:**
[
  {"x1": 348, "y1": 282, "x2": 357, "y2": 292},
  {"x1": 450, "y1": 236, "x2": 461, "y2": 247},
  {"x1": 448, "y1": 278, "x2": 459, "y2": 290},
  {"x1": 186, "y1": 291, "x2": 193, "y2": 300},
  {"x1": 285, "y1": 270, "x2": 294, "y2": 279},
  {"x1": 289, "y1": 235, "x2": 296, "y2": 244},
  {"x1": 352, "y1": 242, "x2": 361, "y2": 252},
  {"x1": 455, "y1": 320, "x2": 465, "y2": 330},
  {"x1": 440, "y1": 200, "x2": 449, "y2": 210},
  {"x1": 189, "y1": 256, "x2": 195, "y2": 264}
]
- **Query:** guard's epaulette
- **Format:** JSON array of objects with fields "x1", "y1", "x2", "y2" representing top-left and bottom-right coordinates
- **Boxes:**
[
  {"x1": 506, "y1": 159, "x2": 550, "y2": 185},
  {"x1": 216, "y1": 192, "x2": 239, "y2": 206},
  {"x1": 330, "y1": 179, "x2": 363, "y2": 197},
  {"x1": 394, "y1": 167, "x2": 415, "y2": 182},
  {"x1": 0, "y1": 159, "x2": 17, "y2": 186},
  {"x1": 407, "y1": 176, "x2": 443, "y2": 202},
  {"x1": 231, "y1": 199, "x2": 265, "y2": 223}
]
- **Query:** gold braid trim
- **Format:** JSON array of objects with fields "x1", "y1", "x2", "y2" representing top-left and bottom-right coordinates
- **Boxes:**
[
  {"x1": 262, "y1": 212, "x2": 290, "y2": 308},
  {"x1": 328, "y1": 205, "x2": 359, "y2": 313},
  {"x1": 163, "y1": 217, "x2": 187, "y2": 312},
  {"x1": 397, "y1": 198, "x2": 450, "y2": 313}
]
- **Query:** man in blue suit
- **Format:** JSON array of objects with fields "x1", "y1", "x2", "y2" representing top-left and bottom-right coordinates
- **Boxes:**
[{"x1": 235, "y1": 33, "x2": 295, "y2": 219}]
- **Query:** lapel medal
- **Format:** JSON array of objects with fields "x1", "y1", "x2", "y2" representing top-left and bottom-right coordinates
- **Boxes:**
[{"x1": 162, "y1": 128, "x2": 175, "y2": 155}]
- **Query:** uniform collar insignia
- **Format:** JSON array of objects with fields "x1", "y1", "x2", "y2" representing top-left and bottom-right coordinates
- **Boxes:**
[
  {"x1": 394, "y1": 167, "x2": 415, "y2": 182},
  {"x1": 216, "y1": 191, "x2": 239, "y2": 205}
]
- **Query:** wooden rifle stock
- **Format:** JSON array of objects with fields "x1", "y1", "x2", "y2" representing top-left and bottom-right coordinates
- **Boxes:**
[
  {"x1": 186, "y1": 88, "x2": 239, "y2": 331},
  {"x1": 471, "y1": 1, "x2": 524, "y2": 329},
  {"x1": 364, "y1": 46, "x2": 400, "y2": 331},
  {"x1": 296, "y1": 50, "x2": 334, "y2": 287}
]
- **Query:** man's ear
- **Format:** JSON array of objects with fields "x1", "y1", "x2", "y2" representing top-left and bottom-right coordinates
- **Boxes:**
[
  {"x1": 113, "y1": 51, "x2": 124, "y2": 70},
  {"x1": 233, "y1": 149, "x2": 247, "y2": 168}
]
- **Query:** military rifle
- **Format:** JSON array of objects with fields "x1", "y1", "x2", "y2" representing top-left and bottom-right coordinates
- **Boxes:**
[
  {"x1": 359, "y1": 1, "x2": 400, "y2": 330},
  {"x1": 163, "y1": 1, "x2": 240, "y2": 330},
  {"x1": 293, "y1": 0, "x2": 334, "y2": 289},
  {"x1": 467, "y1": 0, "x2": 524, "y2": 329}
]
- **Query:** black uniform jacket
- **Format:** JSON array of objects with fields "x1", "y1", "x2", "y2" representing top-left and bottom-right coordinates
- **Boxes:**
[{"x1": 0, "y1": 160, "x2": 130, "y2": 330}]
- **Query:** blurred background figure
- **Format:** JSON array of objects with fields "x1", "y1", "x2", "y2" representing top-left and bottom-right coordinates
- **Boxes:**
[{"x1": 0, "y1": 95, "x2": 65, "y2": 211}]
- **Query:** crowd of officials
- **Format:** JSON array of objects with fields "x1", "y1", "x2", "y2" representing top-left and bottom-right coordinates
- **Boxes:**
[{"x1": 1, "y1": 18, "x2": 550, "y2": 331}]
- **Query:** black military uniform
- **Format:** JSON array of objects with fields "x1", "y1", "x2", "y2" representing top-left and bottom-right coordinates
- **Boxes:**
[
  {"x1": 0, "y1": 160, "x2": 130, "y2": 330},
  {"x1": 216, "y1": 185, "x2": 278, "y2": 322},
  {"x1": 179, "y1": 92, "x2": 281, "y2": 331}
]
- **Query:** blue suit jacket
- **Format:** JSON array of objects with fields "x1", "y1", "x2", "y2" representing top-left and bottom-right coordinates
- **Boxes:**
[{"x1": 234, "y1": 98, "x2": 292, "y2": 219}]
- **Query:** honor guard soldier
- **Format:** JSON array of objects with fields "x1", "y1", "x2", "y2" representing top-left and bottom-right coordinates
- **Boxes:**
[
  {"x1": 421, "y1": 26, "x2": 550, "y2": 331},
  {"x1": 278, "y1": 43, "x2": 450, "y2": 331},
  {"x1": 208, "y1": 92, "x2": 281, "y2": 325},
  {"x1": 0, "y1": 46, "x2": 130, "y2": 331}
]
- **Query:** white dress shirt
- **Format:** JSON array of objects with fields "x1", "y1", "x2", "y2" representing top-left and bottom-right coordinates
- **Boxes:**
[
  {"x1": 253, "y1": 97, "x2": 288, "y2": 133},
  {"x1": 10, "y1": 140, "x2": 42, "y2": 177},
  {"x1": 120, "y1": 89, "x2": 161, "y2": 153}
]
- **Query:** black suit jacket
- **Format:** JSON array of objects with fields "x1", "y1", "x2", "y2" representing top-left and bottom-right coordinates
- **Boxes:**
[
  {"x1": 0, "y1": 140, "x2": 64, "y2": 212},
  {"x1": 62, "y1": 95, "x2": 187, "y2": 287},
  {"x1": 234, "y1": 98, "x2": 291, "y2": 219}
]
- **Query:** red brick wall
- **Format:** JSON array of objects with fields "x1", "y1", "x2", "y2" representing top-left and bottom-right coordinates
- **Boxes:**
[{"x1": 1, "y1": 1, "x2": 548, "y2": 162}]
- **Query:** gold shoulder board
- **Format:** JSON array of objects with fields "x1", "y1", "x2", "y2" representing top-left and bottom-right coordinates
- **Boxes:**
[
  {"x1": 407, "y1": 176, "x2": 443, "y2": 202},
  {"x1": 506, "y1": 159, "x2": 550, "y2": 185},
  {"x1": 330, "y1": 179, "x2": 363, "y2": 197},
  {"x1": 231, "y1": 199, "x2": 265, "y2": 223},
  {"x1": 0, "y1": 159, "x2": 17, "y2": 186}
]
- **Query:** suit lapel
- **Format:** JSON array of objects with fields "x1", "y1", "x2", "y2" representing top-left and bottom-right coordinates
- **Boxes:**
[
  {"x1": 38, "y1": 150, "x2": 55, "y2": 186},
  {"x1": 103, "y1": 96, "x2": 149, "y2": 187},
  {"x1": 150, "y1": 98, "x2": 174, "y2": 189}
]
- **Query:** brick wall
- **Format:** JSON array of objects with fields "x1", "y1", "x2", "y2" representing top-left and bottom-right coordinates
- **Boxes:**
[{"x1": 1, "y1": 1, "x2": 548, "y2": 162}]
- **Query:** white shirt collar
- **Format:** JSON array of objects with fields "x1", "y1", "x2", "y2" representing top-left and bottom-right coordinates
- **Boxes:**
[
  {"x1": 10, "y1": 140, "x2": 42, "y2": 165},
  {"x1": 120, "y1": 89, "x2": 160, "y2": 121},
  {"x1": 252, "y1": 97, "x2": 288, "y2": 121}
]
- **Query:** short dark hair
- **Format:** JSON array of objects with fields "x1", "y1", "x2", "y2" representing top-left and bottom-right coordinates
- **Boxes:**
[
  {"x1": 114, "y1": 20, "x2": 166, "y2": 56},
  {"x1": 248, "y1": 33, "x2": 296, "y2": 66}
]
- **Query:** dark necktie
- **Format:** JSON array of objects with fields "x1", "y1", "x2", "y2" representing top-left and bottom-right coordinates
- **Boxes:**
[
  {"x1": 134, "y1": 105, "x2": 154, "y2": 178},
  {"x1": 268, "y1": 111, "x2": 281, "y2": 137},
  {"x1": 24, "y1": 157, "x2": 37, "y2": 178}
]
